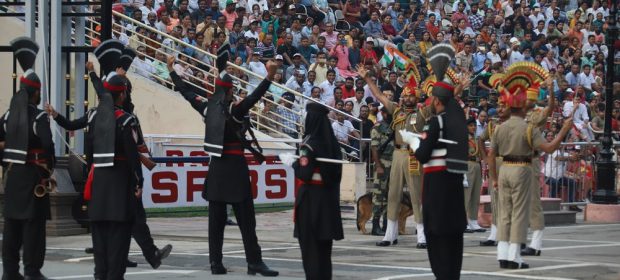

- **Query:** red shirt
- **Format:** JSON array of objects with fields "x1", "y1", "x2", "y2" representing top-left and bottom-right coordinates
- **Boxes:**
[
  {"x1": 361, "y1": 48, "x2": 378, "y2": 64},
  {"x1": 341, "y1": 85, "x2": 355, "y2": 99}
]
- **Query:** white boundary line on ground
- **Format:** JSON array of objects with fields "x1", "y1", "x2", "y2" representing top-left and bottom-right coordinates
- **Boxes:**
[
  {"x1": 226, "y1": 255, "x2": 579, "y2": 280},
  {"x1": 481, "y1": 243, "x2": 620, "y2": 254},
  {"x1": 501, "y1": 263, "x2": 596, "y2": 274},
  {"x1": 51, "y1": 269, "x2": 198, "y2": 279}
]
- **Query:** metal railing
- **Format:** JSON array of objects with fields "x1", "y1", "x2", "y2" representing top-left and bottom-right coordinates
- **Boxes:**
[
  {"x1": 481, "y1": 141, "x2": 620, "y2": 207},
  {"x1": 81, "y1": 11, "x2": 366, "y2": 160},
  {"x1": 1, "y1": 3, "x2": 372, "y2": 161}
]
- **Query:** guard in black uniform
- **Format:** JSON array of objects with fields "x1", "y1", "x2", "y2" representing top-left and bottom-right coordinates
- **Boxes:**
[
  {"x1": 167, "y1": 44, "x2": 279, "y2": 276},
  {"x1": 407, "y1": 44, "x2": 468, "y2": 280},
  {"x1": 290, "y1": 103, "x2": 344, "y2": 280},
  {"x1": 48, "y1": 47, "x2": 172, "y2": 270},
  {"x1": 1, "y1": 37, "x2": 55, "y2": 280},
  {"x1": 87, "y1": 40, "x2": 141, "y2": 280}
]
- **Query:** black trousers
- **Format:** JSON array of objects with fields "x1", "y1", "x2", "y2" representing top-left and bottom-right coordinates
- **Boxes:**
[
  {"x1": 425, "y1": 232, "x2": 463, "y2": 280},
  {"x1": 91, "y1": 221, "x2": 132, "y2": 280},
  {"x1": 2, "y1": 218, "x2": 46, "y2": 277},
  {"x1": 208, "y1": 198, "x2": 262, "y2": 265},
  {"x1": 297, "y1": 229, "x2": 333, "y2": 280},
  {"x1": 132, "y1": 198, "x2": 158, "y2": 264}
]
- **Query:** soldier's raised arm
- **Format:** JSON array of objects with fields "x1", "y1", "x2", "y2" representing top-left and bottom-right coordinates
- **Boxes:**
[
  {"x1": 166, "y1": 56, "x2": 209, "y2": 116},
  {"x1": 356, "y1": 65, "x2": 396, "y2": 114}
]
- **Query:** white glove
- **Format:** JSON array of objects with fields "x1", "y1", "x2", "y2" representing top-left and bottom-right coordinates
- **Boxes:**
[
  {"x1": 463, "y1": 175, "x2": 469, "y2": 188},
  {"x1": 278, "y1": 153, "x2": 297, "y2": 166},
  {"x1": 399, "y1": 129, "x2": 420, "y2": 151}
]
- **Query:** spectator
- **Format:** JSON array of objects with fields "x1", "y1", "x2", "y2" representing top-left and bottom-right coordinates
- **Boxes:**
[
  {"x1": 455, "y1": 41, "x2": 474, "y2": 73},
  {"x1": 221, "y1": 0, "x2": 238, "y2": 30},
  {"x1": 344, "y1": 87, "x2": 367, "y2": 117},
  {"x1": 152, "y1": 50, "x2": 171, "y2": 85},
  {"x1": 297, "y1": 36, "x2": 317, "y2": 67},
  {"x1": 310, "y1": 52, "x2": 329, "y2": 85},
  {"x1": 380, "y1": 72, "x2": 402, "y2": 101},
  {"x1": 360, "y1": 38, "x2": 378, "y2": 65},
  {"x1": 563, "y1": 94, "x2": 592, "y2": 141},
  {"x1": 578, "y1": 64, "x2": 596, "y2": 93},
  {"x1": 191, "y1": 0, "x2": 209, "y2": 26},
  {"x1": 277, "y1": 92, "x2": 301, "y2": 138},
  {"x1": 132, "y1": 46, "x2": 156, "y2": 81},
  {"x1": 319, "y1": 69, "x2": 337, "y2": 103},
  {"x1": 340, "y1": 77, "x2": 355, "y2": 99},
  {"x1": 564, "y1": 64, "x2": 581, "y2": 90},
  {"x1": 246, "y1": 50, "x2": 267, "y2": 92},
  {"x1": 543, "y1": 137, "x2": 579, "y2": 208},
  {"x1": 326, "y1": 87, "x2": 344, "y2": 108},
  {"x1": 285, "y1": 69, "x2": 312, "y2": 97},
  {"x1": 277, "y1": 33, "x2": 299, "y2": 66},
  {"x1": 348, "y1": 37, "x2": 361, "y2": 69}
]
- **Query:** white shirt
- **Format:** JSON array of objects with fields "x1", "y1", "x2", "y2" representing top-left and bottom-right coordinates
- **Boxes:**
[
  {"x1": 246, "y1": 0, "x2": 269, "y2": 12},
  {"x1": 582, "y1": 42, "x2": 599, "y2": 56},
  {"x1": 112, "y1": 32, "x2": 130, "y2": 46},
  {"x1": 578, "y1": 72, "x2": 596, "y2": 90},
  {"x1": 285, "y1": 78, "x2": 313, "y2": 97},
  {"x1": 475, "y1": 120, "x2": 486, "y2": 138},
  {"x1": 319, "y1": 80, "x2": 336, "y2": 103},
  {"x1": 544, "y1": 150, "x2": 568, "y2": 179},
  {"x1": 508, "y1": 50, "x2": 524, "y2": 65},
  {"x1": 244, "y1": 30, "x2": 259, "y2": 40},
  {"x1": 563, "y1": 101, "x2": 589, "y2": 126},
  {"x1": 486, "y1": 52, "x2": 501, "y2": 64},
  {"x1": 247, "y1": 61, "x2": 267, "y2": 89},
  {"x1": 131, "y1": 57, "x2": 155, "y2": 80},
  {"x1": 529, "y1": 13, "x2": 545, "y2": 27},
  {"x1": 332, "y1": 120, "x2": 355, "y2": 143}
]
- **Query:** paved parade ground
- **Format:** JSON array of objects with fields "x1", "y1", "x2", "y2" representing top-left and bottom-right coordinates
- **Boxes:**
[{"x1": 1, "y1": 208, "x2": 619, "y2": 280}]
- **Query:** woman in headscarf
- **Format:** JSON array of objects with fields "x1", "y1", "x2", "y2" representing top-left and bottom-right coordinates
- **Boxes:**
[{"x1": 292, "y1": 102, "x2": 344, "y2": 280}]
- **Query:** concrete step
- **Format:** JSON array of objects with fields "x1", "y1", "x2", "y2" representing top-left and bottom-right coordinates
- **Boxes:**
[
  {"x1": 544, "y1": 210, "x2": 577, "y2": 226},
  {"x1": 478, "y1": 195, "x2": 577, "y2": 227},
  {"x1": 541, "y1": 197, "x2": 562, "y2": 211}
]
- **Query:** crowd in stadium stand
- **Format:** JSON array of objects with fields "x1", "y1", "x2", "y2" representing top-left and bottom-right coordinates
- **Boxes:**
[{"x1": 103, "y1": 0, "x2": 619, "y2": 201}]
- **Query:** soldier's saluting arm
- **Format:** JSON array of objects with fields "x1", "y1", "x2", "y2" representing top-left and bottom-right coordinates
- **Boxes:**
[
  {"x1": 228, "y1": 60, "x2": 278, "y2": 118},
  {"x1": 167, "y1": 56, "x2": 209, "y2": 115}
]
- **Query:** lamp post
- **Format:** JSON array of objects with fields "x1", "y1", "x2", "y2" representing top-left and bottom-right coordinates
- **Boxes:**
[{"x1": 592, "y1": 2, "x2": 618, "y2": 204}]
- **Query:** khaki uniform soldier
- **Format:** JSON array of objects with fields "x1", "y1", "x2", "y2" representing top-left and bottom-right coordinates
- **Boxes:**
[
  {"x1": 370, "y1": 108, "x2": 394, "y2": 236},
  {"x1": 478, "y1": 115, "x2": 506, "y2": 246},
  {"x1": 488, "y1": 62, "x2": 572, "y2": 269},
  {"x1": 361, "y1": 71, "x2": 427, "y2": 248},
  {"x1": 464, "y1": 118, "x2": 486, "y2": 233},
  {"x1": 522, "y1": 79, "x2": 555, "y2": 256}
]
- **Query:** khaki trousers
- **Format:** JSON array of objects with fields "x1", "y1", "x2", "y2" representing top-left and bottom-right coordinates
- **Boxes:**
[
  {"x1": 464, "y1": 162, "x2": 482, "y2": 220},
  {"x1": 529, "y1": 158, "x2": 545, "y2": 231},
  {"x1": 489, "y1": 158, "x2": 503, "y2": 225},
  {"x1": 387, "y1": 149, "x2": 423, "y2": 223},
  {"x1": 497, "y1": 164, "x2": 531, "y2": 244}
]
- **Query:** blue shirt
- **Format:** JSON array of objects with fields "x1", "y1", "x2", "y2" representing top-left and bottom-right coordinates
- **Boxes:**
[
  {"x1": 473, "y1": 52, "x2": 487, "y2": 73},
  {"x1": 364, "y1": 20, "x2": 383, "y2": 38}
]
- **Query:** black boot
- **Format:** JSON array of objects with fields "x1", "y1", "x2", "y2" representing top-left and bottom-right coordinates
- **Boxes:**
[
  {"x1": 247, "y1": 262, "x2": 279, "y2": 276},
  {"x1": 382, "y1": 213, "x2": 387, "y2": 232},
  {"x1": 371, "y1": 217, "x2": 385, "y2": 236},
  {"x1": 210, "y1": 262, "x2": 227, "y2": 275},
  {"x1": 148, "y1": 244, "x2": 173, "y2": 269}
]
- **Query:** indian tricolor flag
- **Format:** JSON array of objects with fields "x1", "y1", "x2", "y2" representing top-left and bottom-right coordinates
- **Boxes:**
[{"x1": 381, "y1": 45, "x2": 410, "y2": 70}]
